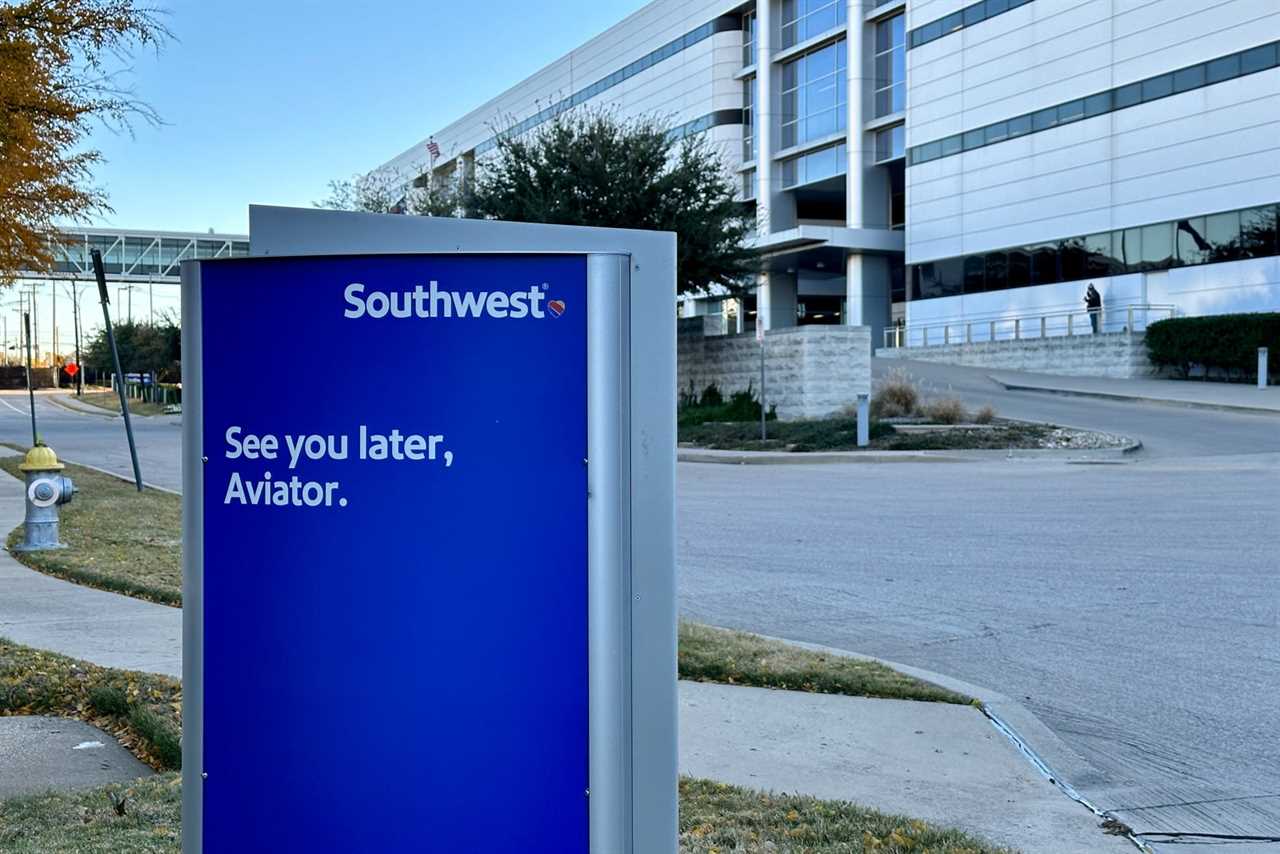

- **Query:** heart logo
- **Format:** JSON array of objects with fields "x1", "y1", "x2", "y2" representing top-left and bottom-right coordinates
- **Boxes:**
[{"x1": 548, "y1": 299, "x2": 566, "y2": 317}]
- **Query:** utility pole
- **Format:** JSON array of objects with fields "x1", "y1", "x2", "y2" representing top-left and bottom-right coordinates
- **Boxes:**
[
  {"x1": 71, "y1": 284, "x2": 83, "y2": 397},
  {"x1": 52, "y1": 282, "x2": 57, "y2": 374},
  {"x1": 24, "y1": 312, "x2": 37, "y2": 446},
  {"x1": 92, "y1": 250, "x2": 143, "y2": 491}
]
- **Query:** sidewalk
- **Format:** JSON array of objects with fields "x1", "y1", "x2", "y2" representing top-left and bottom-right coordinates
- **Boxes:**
[
  {"x1": 0, "y1": 466, "x2": 181, "y2": 678},
  {"x1": 990, "y1": 371, "x2": 1280, "y2": 415},
  {"x1": 681, "y1": 680, "x2": 1132, "y2": 854}
]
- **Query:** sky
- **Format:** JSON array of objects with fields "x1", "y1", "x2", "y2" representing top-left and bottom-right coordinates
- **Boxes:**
[{"x1": 84, "y1": 0, "x2": 651, "y2": 237}]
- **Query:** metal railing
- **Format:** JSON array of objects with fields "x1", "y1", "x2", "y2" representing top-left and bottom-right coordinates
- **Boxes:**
[{"x1": 882, "y1": 303, "x2": 1177, "y2": 349}]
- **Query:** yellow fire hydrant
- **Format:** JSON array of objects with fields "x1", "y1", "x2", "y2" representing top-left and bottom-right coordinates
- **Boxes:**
[{"x1": 15, "y1": 444, "x2": 76, "y2": 552}]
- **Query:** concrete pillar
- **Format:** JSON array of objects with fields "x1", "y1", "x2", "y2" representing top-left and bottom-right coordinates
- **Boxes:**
[
  {"x1": 755, "y1": 0, "x2": 796, "y2": 235},
  {"x1": 844, "y1": 1, "x2": 892, "y2": 341},
  {"x1": 845, "y1": 254, "x2": 890, "y2": 343},
  {"x1": 846, "y1": 0, "x2": 870, "y2": 230},
  {"x1": 760, "y1": 271, "x2": 798, "y2": 330}
]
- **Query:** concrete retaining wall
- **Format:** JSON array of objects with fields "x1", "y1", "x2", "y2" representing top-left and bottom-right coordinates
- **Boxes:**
[
  {"x1": 876, "y1": 332, "x2": 1155, "y2": 378},
  {"x1": 679, "y1": 318, "x2": 871, "y2": 420}
]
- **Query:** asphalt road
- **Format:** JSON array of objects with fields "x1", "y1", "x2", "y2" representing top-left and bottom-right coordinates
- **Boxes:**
[
  {"x1": 5, "y1": 378, "x2": 1277, "y2": 849},
  {"x1": 682, "y1": 363, "x2": 1280, "y2": 849},
  {"x1": 0, "y1": 391, "x2": 182, "y2": 491}
]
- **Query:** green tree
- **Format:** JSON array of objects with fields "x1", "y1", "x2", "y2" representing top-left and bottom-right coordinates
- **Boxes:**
[
  {"x1": 470, "y1": 111, "x2": 756, "y2": 295},
  {"x1": 317, "y1": 168, "x2": 463, "y2": 217},
  {"x1": 84, "y1": 318, "x2": 179, "y2": 380}
]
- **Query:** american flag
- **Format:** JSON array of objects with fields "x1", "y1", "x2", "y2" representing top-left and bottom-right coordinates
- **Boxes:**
[{"x1": 426, "y1": 138, "x2": 441, "y2": 163}]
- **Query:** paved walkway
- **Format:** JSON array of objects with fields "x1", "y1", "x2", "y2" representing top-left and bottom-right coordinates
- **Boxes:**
[
  {"x1": 680, "y1": 681, "x2": 1131, "y2": 854},
  {"x1": 989, "y1": 370, "x2": 1280, "y2": 414},
  {"x1": 0, "y1": 466, "x2": 181, "y2": 678},
  {"x1": 0, "y1": 717, "x2": 152, "y2": 798}
]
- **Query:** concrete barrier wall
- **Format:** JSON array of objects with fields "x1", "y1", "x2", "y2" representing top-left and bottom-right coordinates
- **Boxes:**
[
  {"x1": 679, "y1": 318, "x2": 871, "y2": 420},
  {"x1": 876, "y1": 331, "x2": 1155, "y2": 378}
]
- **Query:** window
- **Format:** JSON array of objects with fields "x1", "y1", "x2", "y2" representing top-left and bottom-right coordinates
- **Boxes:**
[
  {"x1": 889, "y1": 161, "x2": 905, "y2": 229},
  {"x1": 743, "y1": 77, "x2": 756, "y2": 161},
  {"x1": 1176, "y1": 218, "x2": 1210, "y2": 265},
  {"x1": 743, "y1": 10, "x2": 756, "y2": 67},
  {"x1": 908, "y1": 201, "x2": 1280, "y2": 300},
  {"x1": 741, "y1": 169, "x2": 757, "y2": 201},
  {"x1": 875, "y1": 124, "x2": 905, "y2": 162},
  {"x1": 1141, "y1": 74, "x2": 1174, "y2": 102},
  {"x1": 1206, "y1": 211, "x2": 1243, "y2": 261},
  {"x1": 1241, "y1": 43, "x2": 1278, "y2": 74},
  {"x1": 781, "y1": 41, "x2": 847, "y2": 148},
  {"x1": 874, "y1": 15, "x2": 906, "y2": 117},
  {"x1": 907, "y1": 39, "x2": 1280, "y2": 165},
  {"x1": 1241, "y1": 205, "x2": 1279, "y2": 257},
  {"x1": 781, "y1": 143, "x2": 847, "y2": 188},
  {"x1": 1173, "y1": 64, "x2": 1205, "y2": 93},
  {"x1": 908, "y1": 0, "x2": 1028, "y2": 49},
  {"x1": 1140, "y1": 223, "x2": 1174, "y2": 269},
  {"x1": 781, "y1": 0, "x2": 846, "y2": 48}
]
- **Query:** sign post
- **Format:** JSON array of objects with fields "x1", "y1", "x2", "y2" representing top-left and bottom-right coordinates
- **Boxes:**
[{"x1": 182, "y1": 212, "x2": 676, "y2": 854}]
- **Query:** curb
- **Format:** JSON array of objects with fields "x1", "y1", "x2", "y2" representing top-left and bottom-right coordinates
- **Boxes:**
[
  {"x1": 715, "y1": 626, "x2": 1152, "y2": 853},
  {"x1": 989, "y1": 375, "x2": 1280, "y2": 417},
  {"x1": 677, "y1": 441, "x2": 1142, "y2": 465},
  {"x1": 677, "y1": 449, "x2": 965, "y2": 465},
  {"x1": 43, "y1": 394, "x2": 117, "y2": 419},
  {"x1": 57, "y1": 458, "x2": 181, "y2": 497}
]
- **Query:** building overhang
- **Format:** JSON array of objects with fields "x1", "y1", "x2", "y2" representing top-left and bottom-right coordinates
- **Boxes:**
[{"x1": 749, "y1": 226, "x2": 905, "y2": 258}]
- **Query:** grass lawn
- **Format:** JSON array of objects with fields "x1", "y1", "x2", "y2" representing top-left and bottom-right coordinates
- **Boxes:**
[
  {"x1": 0, "y1": 773, "x2": 181, "y2": 854},
  {"x1": 0, "y1": 455, "x2": 182, "y2": 606},
  {"x1": 679, "y1": 418, "x2": 1053, "y2": 453},
  {"x1": 71, "y1": 391, "x2": 168, "y2": 418},
  {"x1": 0, "y1": 638, "x2": 182, "y2": 771},
  {"x1": 0, "y1": 775, "x2": 1012, "y2": 854},
  {"x1": 679, "y1": 623, "x2": 972, "y2": 705}
]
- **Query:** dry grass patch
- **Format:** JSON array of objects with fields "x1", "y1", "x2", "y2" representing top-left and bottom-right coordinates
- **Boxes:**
[
  {"x1": 679, "y1": 623, "x2": 972, "y2": 705},
  {"x1": 0, "y1": 455, "x2": 181, "y2": 606},
  {"x1": 0, "y1": 773, "x2": 181, "y2": 854},
  {"x1": 72, "y1": 391, "x2": 168, "y2": 417},
  {"x1": 0, "y1": 638, "x2": 181, "y2": 770},
  {"x1": 680, "y1": 778, "x2": 1016, "y2": 853}
]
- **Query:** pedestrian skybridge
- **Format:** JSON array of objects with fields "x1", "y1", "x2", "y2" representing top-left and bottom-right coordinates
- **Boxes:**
[{"x1": 24, "y1": 227, "x2": 250, "y2": 284}]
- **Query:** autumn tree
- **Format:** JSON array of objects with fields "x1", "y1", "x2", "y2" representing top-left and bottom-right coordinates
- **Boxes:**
[{"x1": 0, "y1": 0, "x2": 165, "y2": 282}]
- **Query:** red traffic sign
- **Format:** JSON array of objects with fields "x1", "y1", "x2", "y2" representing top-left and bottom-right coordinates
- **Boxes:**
[{"x1": 64, "y1": 363, "x2": 79, "y2": 377}]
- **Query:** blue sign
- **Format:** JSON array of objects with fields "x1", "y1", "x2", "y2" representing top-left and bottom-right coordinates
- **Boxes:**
[{"x1": 198, "y1": 254, "x2": 589, "y2": 852}]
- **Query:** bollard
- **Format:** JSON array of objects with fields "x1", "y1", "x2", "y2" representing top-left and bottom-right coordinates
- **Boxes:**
[
  {"x1": 857, "y1": 393, "x2": 871, "y2": 448},
  {"x1": 14, "y1": 444, "x2": 76, "y2": 552},
  {"x1": 1260, "y1": 348, "x2": 1270, "y2": 389}
]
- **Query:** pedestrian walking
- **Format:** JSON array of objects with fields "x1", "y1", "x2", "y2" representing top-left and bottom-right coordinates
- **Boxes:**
[{"x1": 1084, "y1": 284, "x2": 1102, "y2": 334}]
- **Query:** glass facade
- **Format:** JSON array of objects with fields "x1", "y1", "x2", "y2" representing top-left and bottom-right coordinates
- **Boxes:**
[
  {"x1": 782, "y1": 143, "x2": 847, "y2": 189},
  {"x1": 780, "y1": 39, "x2": 847, "y2": 149},
  {"x1": 781, "y1": 0, "x2": 847, "y2": 49},
  {"x1": 475, "y1": 15, "x2": 742, "y2": 156},
  {"x1": 909, "y1": 0, "x2": 1035, "y2": 50},
  {"x1": 874, "y1": 15, "x2": 905, "y2": 118},
  {"x1": 743, "y1": 10, "x2": 755, "y2": 67},
  {"x1": 743, "y1": 77, "x2": 756, "y2": 162},
  {"x1": 910, "y1": 203, "x2": 1280, "y2": 300},
  {"x1": 875, "y1": 123, "x2": 905, "y2": 162},
  {"x1": 910, "y1": 38, "x2": 1280, "y2": 165}
]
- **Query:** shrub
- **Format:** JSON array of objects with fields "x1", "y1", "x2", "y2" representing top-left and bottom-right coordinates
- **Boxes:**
[
  {"x1": 678, "y1": 382, "x2": 777, "y2": 426},
  {"x1": 1145, "y1": 313, "x2": 1280, "y2": 380},
  {"x1": 871, "y1": 369, "x2": 920, "y2": 418},
  {"x1": 922, "y1": 398, "x2": 968, "y2": 424},
  {"x1": 974, "y1": 404, "x2": 996, "y2": 424},
  {"x1": 88, "y1": 685, "x2": 130, "y2": 717}
]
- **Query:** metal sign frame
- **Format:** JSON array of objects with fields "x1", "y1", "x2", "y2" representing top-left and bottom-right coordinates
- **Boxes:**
[{"x1": 181, "y1": 208, "x2": 676, "y2": 853}]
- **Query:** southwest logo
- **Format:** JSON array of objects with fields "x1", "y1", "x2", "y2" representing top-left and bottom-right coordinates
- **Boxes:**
[{"x1": 548, "y1": 299, "x2": 566, "y2": 317}]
